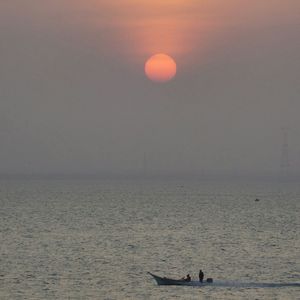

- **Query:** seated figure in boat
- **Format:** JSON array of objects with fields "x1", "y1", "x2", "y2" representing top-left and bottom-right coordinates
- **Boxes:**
[{"x1": 184, "y1": 274, "x2": 191, "y2": 282}]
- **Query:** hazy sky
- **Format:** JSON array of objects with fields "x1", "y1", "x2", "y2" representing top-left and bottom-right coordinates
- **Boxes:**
[{"x1": 0, "y1": 1, "x2": 299, "y2": 176}]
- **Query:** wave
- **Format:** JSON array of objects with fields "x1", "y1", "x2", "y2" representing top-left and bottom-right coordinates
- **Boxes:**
[{"x1": 200, "y1": 281, "x2": 300, "y2": 288}]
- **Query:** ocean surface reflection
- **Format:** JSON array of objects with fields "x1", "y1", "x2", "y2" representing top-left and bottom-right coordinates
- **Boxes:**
[{"x1": 0, "y1": 179, "x2": 299, "y2": 299}]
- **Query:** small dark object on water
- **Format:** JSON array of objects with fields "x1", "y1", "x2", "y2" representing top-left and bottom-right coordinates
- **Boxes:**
[
  {"x1": 207, "y1": 278, "x2": 213, "y2": 283},
  {"x1": 255, "y1": 198, "x2": 260, "y2": 202},
  {"x1": 148, "y1": 272, "x2": 214, "y2": 286}
]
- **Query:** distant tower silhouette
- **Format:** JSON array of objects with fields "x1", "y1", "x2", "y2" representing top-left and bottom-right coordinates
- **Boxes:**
[
  {"x1": 142, "y1": 152, "x2": 148, "y2": 176},
  {"x1": 280, "y1": 128, "x2": 290, "y2": 178}
]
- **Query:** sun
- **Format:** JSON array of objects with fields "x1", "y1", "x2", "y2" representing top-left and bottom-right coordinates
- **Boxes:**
[{"x1": 145, "y1": 53, "x2": 177, "y2": 83}]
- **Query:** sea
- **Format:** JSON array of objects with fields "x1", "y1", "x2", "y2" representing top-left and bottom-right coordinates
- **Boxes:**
[{"x1": 0, "y1": 178, "x2": 299, "y2": 299}]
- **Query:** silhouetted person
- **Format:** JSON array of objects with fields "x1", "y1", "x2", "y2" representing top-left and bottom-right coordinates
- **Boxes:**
[
  {"x1": 184, "y1": 274, "x2": 191, "y2": 282},
  {"x1": 199, "y1": 270, "x2": 204, "y2": 282}
]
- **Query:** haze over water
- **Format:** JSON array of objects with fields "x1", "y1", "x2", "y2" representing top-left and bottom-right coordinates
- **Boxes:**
[
  {"x1": 1, "y1": 0, "x2": 300, "y2": 177},
  {"x1": 1, "y1": 1, "x2": 299, "y2": 299},
  {"x1": 0, "y1": 179, "x2": 299, "y2": 299}
]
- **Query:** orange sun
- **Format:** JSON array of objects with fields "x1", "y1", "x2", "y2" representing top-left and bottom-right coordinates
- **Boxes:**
[{"x1": 145, "y1": 53, "x2": 177, "y2": 83}]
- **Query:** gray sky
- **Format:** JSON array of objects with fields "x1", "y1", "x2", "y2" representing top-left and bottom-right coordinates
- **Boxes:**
[{"x1": 0, "y1": 1, "x2": 299, "y2": 177}]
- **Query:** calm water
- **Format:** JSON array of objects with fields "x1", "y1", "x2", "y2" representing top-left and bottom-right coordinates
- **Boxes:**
[{"x1": 0, "y1": 179, "x2": 299, "y2": 299}]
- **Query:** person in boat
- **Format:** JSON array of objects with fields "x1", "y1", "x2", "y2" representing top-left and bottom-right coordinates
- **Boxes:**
[
  {"x1": 199, "y1": 269, "x2": 204, "y2": 283},
  {"x1": 184, "y1": 274, "x2": 191, "y2": 282}
]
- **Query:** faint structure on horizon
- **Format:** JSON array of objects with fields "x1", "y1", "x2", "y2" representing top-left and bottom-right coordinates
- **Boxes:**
[
  {"x1": 142, "y1": 152, "x2": 148, "y2": 176},
  {"x1": 280, "y1": 128, "x2": 290, "y2": 178}
]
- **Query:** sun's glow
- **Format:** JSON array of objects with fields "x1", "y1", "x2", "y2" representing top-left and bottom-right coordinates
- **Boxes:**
[
  {"x1": 145, "y1": 54, "x2": 177, "y2": 82},
  {"x1": 96, "y1": 1, "x2": 218, "y2": 65}
]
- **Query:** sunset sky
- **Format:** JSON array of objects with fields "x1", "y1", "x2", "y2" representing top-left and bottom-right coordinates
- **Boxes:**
[{"x1": 0, "y1": 1, "x2": 299, "y2": 176}]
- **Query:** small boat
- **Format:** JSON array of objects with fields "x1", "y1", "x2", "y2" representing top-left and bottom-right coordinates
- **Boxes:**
[
  {"x1": 148, "y1": 272, "x2": 213, "y2": 286},
  {"x1": 148, "y1": 272, "x2": 300, "y2": 288}
]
